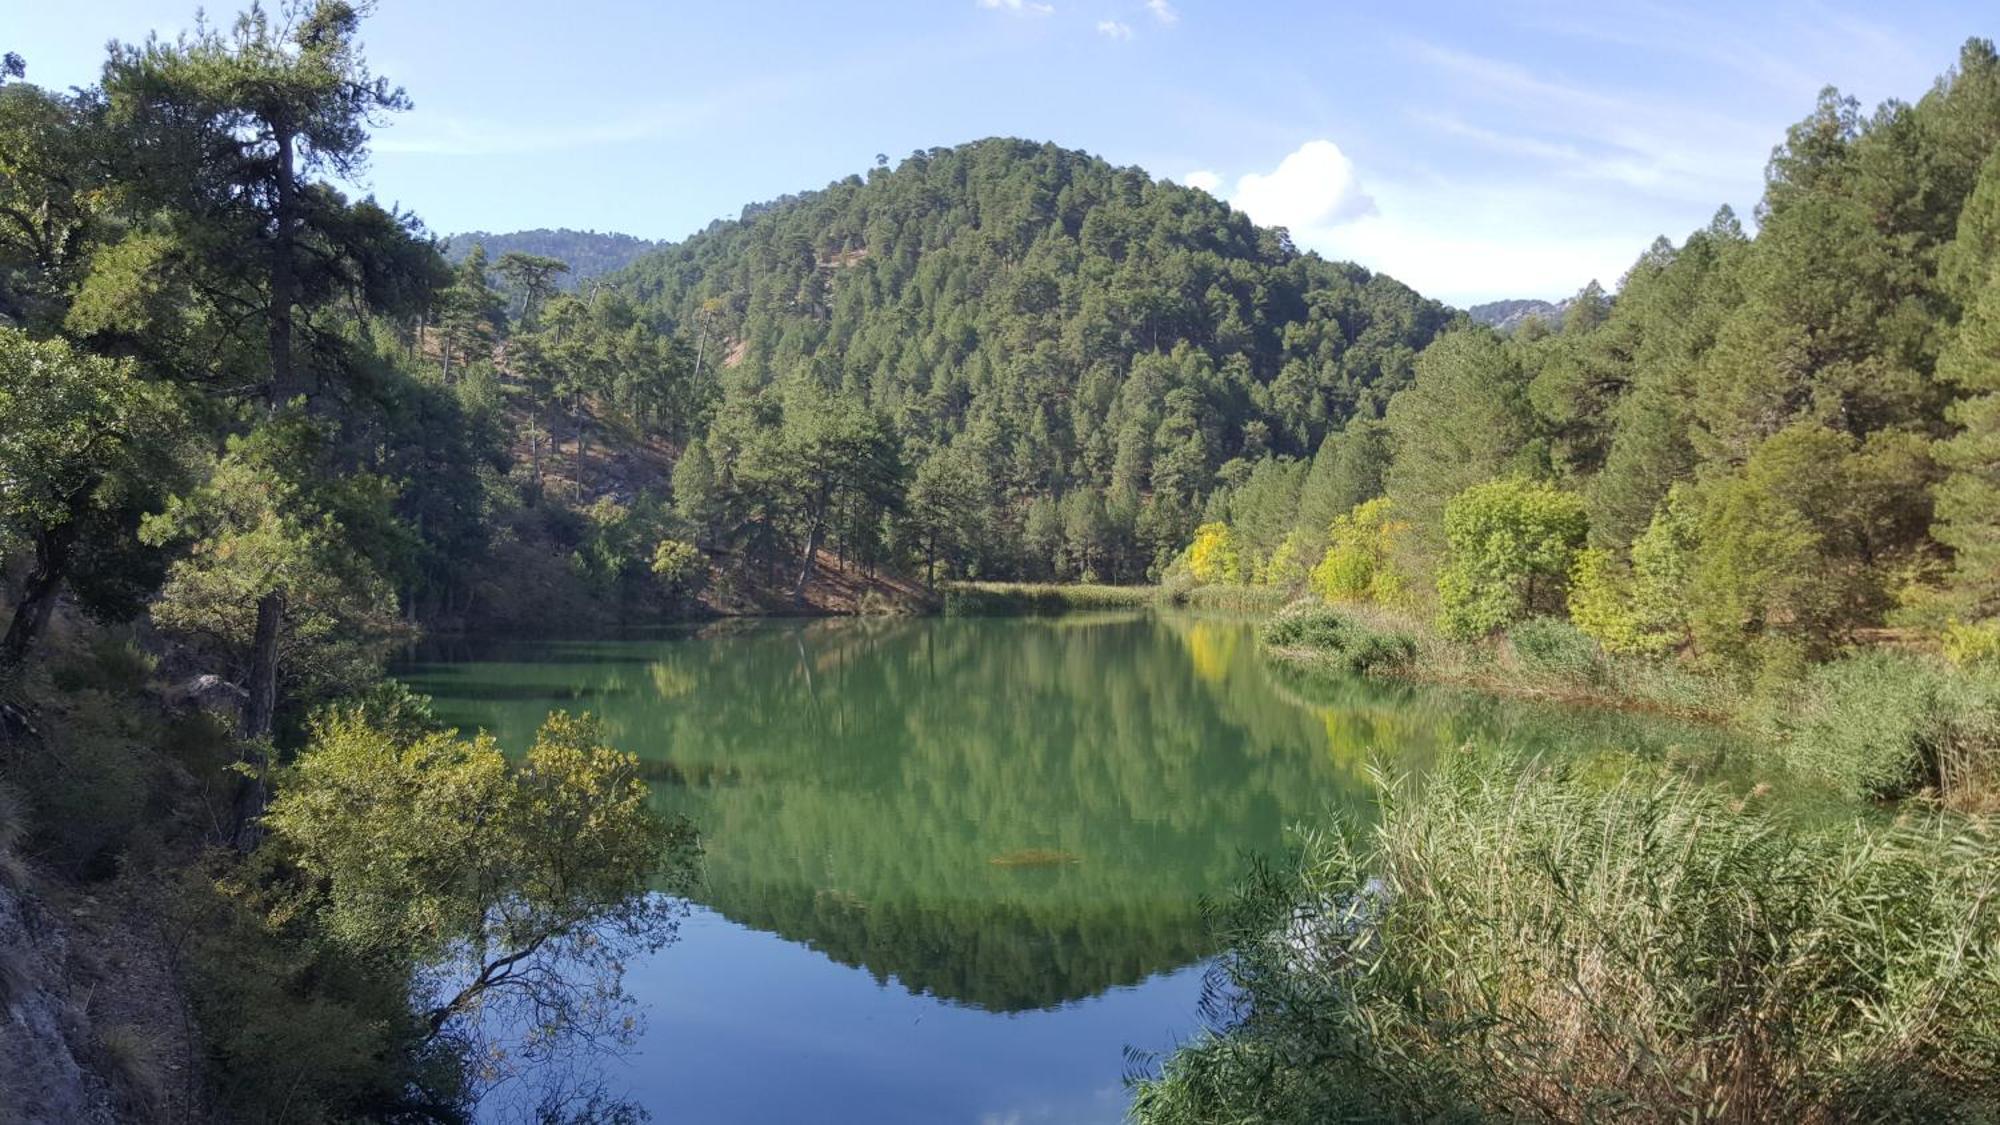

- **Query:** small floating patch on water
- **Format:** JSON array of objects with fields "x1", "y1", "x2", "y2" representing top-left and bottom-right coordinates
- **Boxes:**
[{"x1": 987, "y1": 848, "x2": 1082, "y2": 868}]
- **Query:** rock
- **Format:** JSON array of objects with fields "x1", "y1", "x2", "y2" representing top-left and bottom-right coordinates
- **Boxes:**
[
  {"x1": 166, "y1": 674, "x2": 247, "y2": 721},
  {"x1": 0, "y1": 883, "x2": 120, "y2": 1124}
]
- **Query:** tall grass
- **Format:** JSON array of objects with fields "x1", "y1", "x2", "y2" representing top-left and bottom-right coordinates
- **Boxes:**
[
  {"x1": 939, "y1": 582, "x2": 1161, "y2": 615},
  {"x1": 1766, "y1": 650, "x2": 2000, "y2": 810},
  {"x1": 1133, "y1": 759, "x2": 2000, "y2": 1124}
]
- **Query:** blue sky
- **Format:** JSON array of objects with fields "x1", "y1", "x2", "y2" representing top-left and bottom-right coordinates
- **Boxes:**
[{"x1": 12, "y1": 1, "x2": 1994, "y2": 305}]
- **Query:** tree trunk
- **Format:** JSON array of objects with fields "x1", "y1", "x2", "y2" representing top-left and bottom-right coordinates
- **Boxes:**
[
  {"x1": 792, "y1": 517, "x2": 824, "y2": 604},
  {"x1": 233, "y1": 589, "x2": 283, "y2": 852},
  {"x1": 0, "y1": 525, "x2": 75, "y2": 675},
  {"x1": 268, "y1": 124, "x2": 298, "y2": 404}
]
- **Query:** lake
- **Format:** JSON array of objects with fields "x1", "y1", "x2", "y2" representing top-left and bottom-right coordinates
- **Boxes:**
[{"x1": 398, "y1": 611, "x2": 1726, "y2": 1123}]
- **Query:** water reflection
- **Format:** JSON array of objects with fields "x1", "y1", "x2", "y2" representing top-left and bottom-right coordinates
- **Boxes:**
[{"x1": 400, "y1": 614, "x2": 1733, "y2": 1120}]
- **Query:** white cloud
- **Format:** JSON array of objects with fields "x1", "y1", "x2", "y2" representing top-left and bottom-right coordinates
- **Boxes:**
[
  {"x1": 1180, "y1": 139, "x2": 1629, "y2": 304},
  {"x1": 1227, "y1": 139, "x2": 1376, "y2": 230},
  {"x1": 978, "y1": 0, "x2": 1055, "y2": 14},
  {"x1": 1311, "y1": 209, "x2": 1633, "y2": 306},
  {"x1": 1096, "y1": 19, "x2": 1133, "y2": 39},
  {"x1": 1145, "y1": 0, "x2": 1178, "y2": 25}
]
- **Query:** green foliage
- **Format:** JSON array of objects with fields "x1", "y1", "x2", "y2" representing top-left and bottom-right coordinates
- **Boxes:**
[
  {"x1": 1308, "y1": 497, "x2": 1408, "y2": 606},
  {"x1": 1944, "y1": 617, "x2": 2000, "y2": 669},
  {"x1": 1770, "y1": 651, "x2": 2000, "y2": 805},
  {"x1": 1690, "y1": 425, "x2": 1929, "y2": 665},
  {"x1": 0, "y1": 330, "x2": 190, "y2": 666},
  {"x1": 650, "y1": 537, "x2": 705, "y2": 608},
  {"x1": 1384, "y1": 330, "x2": 1544, "y2": 570},
  {"x1": 1568, "y1": 483, "x2": 1699, "y2": 655},
  {"x1": 142, "y1": 412, "x2": 411, "y2": 713},
  {"x1": 266, "y1": 708, "x2": 697, "y2": 1069},
  {"x1": 1135, "y1": 762, "x2": 2000, "y2": 1124},
  {"x1": 1259, "y1": 603, "x2": 1417, "y2": 675},
  {"x1": 620, "y1": 138, "x2": 1451, "y2": 584},
  {"x1": 166, "y1": 862, "x2": 450, "y2": 1123},
  {"x1": 1435, "y1": 478, "x2": 1588, "y2": 639}
]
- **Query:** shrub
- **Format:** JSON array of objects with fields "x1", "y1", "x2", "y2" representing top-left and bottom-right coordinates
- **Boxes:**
[
  {"x1": 1184, "y1": 522, "x2": 1245, "y2": 585},
  {"x1": 1506, "y1": 615, "x2": 1606, "y2": 683},
  {"x1": 1260, "y1": 604, "x2": 1417, "y2": 676},
  {"x1": 1943, "y1": 617, "x2": 2000, "y2": 669},
  {"x1": 1133, "y1": 762, "x2": 2000, "y2": 1124},
  {"x1": 1308, "y1": 497, "x2": 1409, "y2": 607},
  {"x1": 650, "y1": 537, "x2": 706, "y2": 605},
  {"x1": 1772, "y1": 651, "x2": 2000, "y2": 805},
  {"x1": 1436, "y1": 478, "x2": 1587, "y2": 639}
]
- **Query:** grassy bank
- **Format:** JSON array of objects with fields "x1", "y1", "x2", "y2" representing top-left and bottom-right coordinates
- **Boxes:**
[{"x1": 1260, "y1": 600, "x2": 1730, "y2": 720}]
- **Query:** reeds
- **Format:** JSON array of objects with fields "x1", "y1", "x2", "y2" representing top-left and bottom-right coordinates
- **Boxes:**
[{"x1": 1135, "y1": 758, "x2": 2000, "y2": 1124}]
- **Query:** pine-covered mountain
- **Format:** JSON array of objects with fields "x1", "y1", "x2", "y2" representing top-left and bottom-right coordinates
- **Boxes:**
[
  {"x1": 602, "y1": 137, "x2": 1458, "y2": 583},
  {"x1": 1467, "y1": 297, "x2": 1571, "y2": 333},
  {"x1": 444, "y1": 228, "x2": 660, "y2": 288}
]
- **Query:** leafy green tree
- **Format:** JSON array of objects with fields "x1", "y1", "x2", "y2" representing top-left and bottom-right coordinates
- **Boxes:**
[
  {"x1": 435, "y1": 243, "x2": 503, "y2": 382},
  {"x1": 1934, "y1": 151, "x2": 2000, "y2": 619},
  {"x1": 1436, "y1": 478, "x2": 1588, "y2": 639},
  {"x1": 493, "y1": 249, "x2": 569, "y2": 327},
  {"x1": 0, "y1": 331, "x2": 189, "y2": 671},
  {"x1": 906, "y1": 447, "x2": 987, "y2": 587},
  {"x1": 763, "y1": 377, "x2": 902, "y2": 601},
  {"x1": 88, "y1": 0, "x2": 439, "y2": 763},
  {"x1": 142, "y1": 411, "x2": 412, "y2": 842},
  {"x1": 650, "y1": 537, "x2": 704, "y2": 606},
  {"x1": 265, "y1": 707, "x2": 696, "y2": 1087},
  {"x1": 1310, "y1": 498, "x2": 1410, "y2": 606},
  {"x1": 94, "y1": 0, "x2": 422, "y2": 403},
  {"x1": 1568, "y1": 484, "x2": 1699, "y2": 655},
  {"x1": 1386, "y1": 331, "x2": 1545, "y2": 579},
  {"x1": 1183, "y1": 521, "x2": 1244, "y2": 585},
  {"x1": 1689, "y1": 425, "x2": 1930, "y2": 665},
  {"x1": 672, "y1": 436, "x2": 723, "y2": 548}
]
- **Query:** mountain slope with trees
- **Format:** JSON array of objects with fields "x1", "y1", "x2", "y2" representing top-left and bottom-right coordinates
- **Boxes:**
[
  {"x1": 607, "y1": 138, "x2": 1456, "y2": 587},
  {"x1": 442, "y1": 228, "x2": 659, "y2": 288}
]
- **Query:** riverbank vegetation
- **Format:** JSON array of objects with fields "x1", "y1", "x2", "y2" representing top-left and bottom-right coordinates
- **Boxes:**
[{"x1": 1133, "y1": 761, "x2": 2000, "y2": 1124}]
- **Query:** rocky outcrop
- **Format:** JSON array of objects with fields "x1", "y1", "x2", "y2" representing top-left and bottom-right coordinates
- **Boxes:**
[{"x1": 0, "y1": 880, "x2": 119, "y2": 1124}]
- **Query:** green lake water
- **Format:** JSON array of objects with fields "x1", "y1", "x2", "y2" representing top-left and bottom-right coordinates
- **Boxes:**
[{"x1": 397, "y1": 611, "x2": 1732, "y2": 1123}]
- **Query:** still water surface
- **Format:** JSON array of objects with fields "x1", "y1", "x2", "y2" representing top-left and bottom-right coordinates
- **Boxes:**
[{"x1": 399, "y1": 612, "x2": 1721, "y2": 1122}]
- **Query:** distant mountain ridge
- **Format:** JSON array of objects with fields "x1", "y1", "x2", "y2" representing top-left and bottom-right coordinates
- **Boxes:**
[
  {"x1": 442, "y1": 228, "x2": 661, "y2": 288},
  {"x1": 1467, "y1": 297, "x2": 1571, "y2": 333}
]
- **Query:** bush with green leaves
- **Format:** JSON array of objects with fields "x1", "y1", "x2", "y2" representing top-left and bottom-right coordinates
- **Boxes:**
[
  {"x1": 1435, "y1": 478, "x2": 1588, "y2": 640},
  {"x1": 1133, "y1": 761, "x2": 2000, "y2": 1124},
  {"x1": 1259, "y1": 604, "x2": 1418, "y2": 676},
  {"x1": 1770, "y1": 651, "x2": 2000, "y2": 806},
  {"x1": 265, "y1": 706, "x2": 699, "y2": 1095}
]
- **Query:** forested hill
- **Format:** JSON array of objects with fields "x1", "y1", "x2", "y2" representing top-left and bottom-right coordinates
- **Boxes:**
[
  {"x1": 610, "y1": 137, "x2": 1456, "y2": 582},
  {"x1": 1467, "y1": 297, "x2": 1571, "y2": 333},
  {"x1": 444, "y1": 228, "x2": 660, "y2": 287}
]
